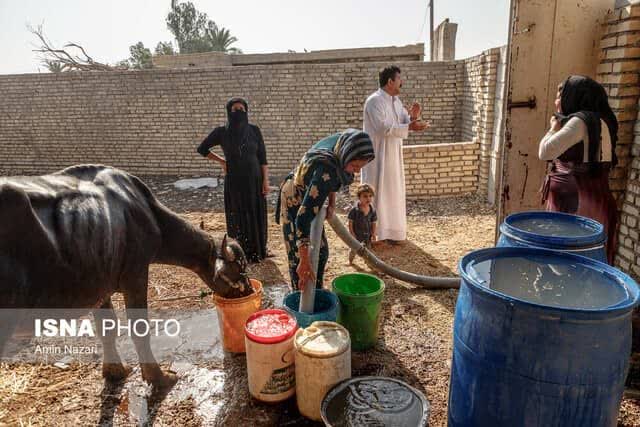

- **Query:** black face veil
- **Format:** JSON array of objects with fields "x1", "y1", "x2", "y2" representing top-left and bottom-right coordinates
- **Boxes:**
[{"x1": 225, "y1": 97, "x2": 250, "y2": 154}]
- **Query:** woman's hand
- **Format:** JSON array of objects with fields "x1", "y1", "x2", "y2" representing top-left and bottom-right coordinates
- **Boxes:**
[
  {"x1": 326, "y1": 204, "x2": 335, "y2": 220},
  {"x1": 261, "y1": 165, "x2": 270, "y2": 196},
  {"x1": 296, "y1": 247, "x2": 315, "y2": 290},
  {"x1": 208, "y1": 152, "x2": 227, "y2": 174},
  {"x1": 550, "y1": 116, "x2": 561, "y2": 132},
  {"x1": 326, "y1": 192, "x2": 336, "y2": 220}
]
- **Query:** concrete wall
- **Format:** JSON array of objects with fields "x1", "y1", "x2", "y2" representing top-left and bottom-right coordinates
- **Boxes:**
[
  {"x1": 153, "y1": 51, "x2": 233, "y2": 68},
  {"x1": 434, "y1": 19, "x2": 458, "y2": 61},
  {"x1": 153, "y1": 44, "x2": 425, "y2": 69},
  {"x1": 488, "y1": 46, "x2": 508, "y2": 205}
]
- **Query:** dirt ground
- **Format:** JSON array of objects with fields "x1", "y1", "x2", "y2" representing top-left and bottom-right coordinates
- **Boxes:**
[{"x1": 1, "y1": 177, "x2": 640, "y2": 426}]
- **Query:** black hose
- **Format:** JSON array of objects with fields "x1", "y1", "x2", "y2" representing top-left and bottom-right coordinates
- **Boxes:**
[{"x1": 327, "y1": 215, "x2": 460, "y2": 289}]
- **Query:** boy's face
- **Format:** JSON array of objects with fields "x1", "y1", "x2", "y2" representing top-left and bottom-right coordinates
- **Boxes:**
[{"x1": 359, "y1": 192, "x2": 373, "y2": 205}]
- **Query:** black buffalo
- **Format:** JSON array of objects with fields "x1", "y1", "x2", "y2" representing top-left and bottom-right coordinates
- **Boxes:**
[{"x1": 0, "y1": 165, "x2": 253, "y2": 386}]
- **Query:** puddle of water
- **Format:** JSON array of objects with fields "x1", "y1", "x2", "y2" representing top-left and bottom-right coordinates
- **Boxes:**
[
  {"x1": 127, "y1": 387, "x2": 150, "y2": 425},
  {"x1": 117, "y1": 362, "x2": 228, "y2": 426},
  {"x1": 108, "y1": 285, "x2": 293, "y2": 426},
  {"x1": 263, "y1": 283, "x2": 291, "y2": 308},
  {"x1": 168, "y1": 361, "x2": 227, "y2": 424}
]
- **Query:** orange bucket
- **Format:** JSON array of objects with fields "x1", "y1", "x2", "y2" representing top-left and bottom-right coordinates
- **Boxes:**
[{"x1": 213, "y1": 279, "x2": 263, "y2": 353}]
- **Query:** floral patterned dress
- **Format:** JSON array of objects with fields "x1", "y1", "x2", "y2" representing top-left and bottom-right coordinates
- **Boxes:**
[{"x1": 279, "y1": 158, "x2": 341, "y2": 290}]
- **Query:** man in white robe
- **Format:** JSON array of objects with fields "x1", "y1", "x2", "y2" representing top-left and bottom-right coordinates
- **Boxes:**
[{"x1": 361, "y1": 65, "x2": 429, "y2": 242}]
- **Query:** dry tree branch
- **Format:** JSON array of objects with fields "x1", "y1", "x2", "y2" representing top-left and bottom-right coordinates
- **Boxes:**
[{"x1": 28, "y1": 24, "x2": 126, "y2": 72}]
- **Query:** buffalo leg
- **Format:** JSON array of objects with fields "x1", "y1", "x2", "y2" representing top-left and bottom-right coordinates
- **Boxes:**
[
  {"x1": 94, "y1": 297, "x2": 131, "y2": 381},
  {"x1": 124, "y1": 273, "x2": 177, "y2": 387}
]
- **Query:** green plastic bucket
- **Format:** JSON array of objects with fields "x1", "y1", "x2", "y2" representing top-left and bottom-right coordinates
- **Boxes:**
[{"x1": 332, "y1": 273, "x2": 385, "y2": 351}]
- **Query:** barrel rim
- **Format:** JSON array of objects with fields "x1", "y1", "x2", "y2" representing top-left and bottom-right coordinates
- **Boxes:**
[
  {"x1": 213, "y1": 278, "x2": 263, "y2": 305},
  {"x1": 283, "y1": 288, "x2": 338, "y2": 316},
  {"x1": 459, "y1": 247, "x2": 640, "y2": 315},
  {"x1": 294, "y1": 321, "x2": 351, "y2": 357},
  {"x1": 320, "y1": 376, "x2": 430, "y2": 427},
  {"x1": 502, "y1": 211, "x2": 605, "y2": 249},
  {"x1": 245, "y1": 308, "x2": 298, "y2": 344},
  {"x1": 331, "y1": 272, "x2": 385, "y2": 299}
]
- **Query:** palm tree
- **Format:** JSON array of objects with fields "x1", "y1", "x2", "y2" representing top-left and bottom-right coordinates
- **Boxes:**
[
  {"x1": 205, "y1": 22, "x2": 242, "y2": 54},
  {"x1": 44, "y1": 59, "x2": 64, "y2": 73},
  {"x1": 168, "y1": 1, "x2": 242, "y2": 54}
]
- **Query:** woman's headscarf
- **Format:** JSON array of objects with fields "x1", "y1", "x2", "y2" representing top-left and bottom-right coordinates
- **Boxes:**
[
  {"x1": 554, "y1": 75, "x2": 618, "y2": 165},
  {"x1": 293, "y1": 128, "x2": 375, "y2": 188},
  {"x1": 225, "y1": 97, "x2": 250, "y2": 156}
]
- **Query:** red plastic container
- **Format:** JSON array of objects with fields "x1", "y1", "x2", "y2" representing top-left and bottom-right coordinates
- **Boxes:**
[
  {"x1": 245, "y1": 309, "x2": 298, "y2": 402},
  {"x1": 245, "y1": 309, "x2": 298, "y2": 344}
]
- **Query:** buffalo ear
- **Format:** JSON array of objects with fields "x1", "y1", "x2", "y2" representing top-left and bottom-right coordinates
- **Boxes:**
[
  {"x1": 221, "y1": 234, "x2": 228, "y2": 255},
  {"x1": 209, "y1": 241, "x2": 217, "y2": 265},
  {"x1": 221, "y1": 234, "x2": 236, "y2": 262}
]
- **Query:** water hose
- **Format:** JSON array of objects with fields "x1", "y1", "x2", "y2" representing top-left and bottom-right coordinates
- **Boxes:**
[{"x1": 327, "y1": 215, "x2": 460, "y2": 289}]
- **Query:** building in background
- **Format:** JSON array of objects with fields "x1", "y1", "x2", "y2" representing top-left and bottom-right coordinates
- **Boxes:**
[{"x1": 153, "y1": 44, "x2": 425, "y2": 69}]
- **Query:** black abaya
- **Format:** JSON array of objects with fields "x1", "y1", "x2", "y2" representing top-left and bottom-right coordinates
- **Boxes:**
[{"x1": 197, "y1": 124, "x2": 268, "y2": 262}]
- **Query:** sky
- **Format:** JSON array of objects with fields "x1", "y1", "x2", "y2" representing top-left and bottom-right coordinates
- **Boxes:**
[{"x1": 0, "y1": 0, "x2": 511, "y2": 75}]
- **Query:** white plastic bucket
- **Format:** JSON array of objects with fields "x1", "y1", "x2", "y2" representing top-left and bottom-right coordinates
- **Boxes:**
[
  {"x1": 245, "y1": 309, "x2": 298, "y2": 403},
  {"x1": 294, "y1": 321, "x2": 351, "y2": 421}
]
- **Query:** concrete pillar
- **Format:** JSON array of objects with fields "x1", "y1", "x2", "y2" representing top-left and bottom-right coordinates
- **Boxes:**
[{"x1": 433, "y1": 19, "x2": 458, "y2": 61}]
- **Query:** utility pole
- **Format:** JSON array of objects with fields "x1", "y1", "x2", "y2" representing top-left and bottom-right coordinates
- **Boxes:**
[{"x1": 429, "y1": 0, "x2": 434, "y2": 61}]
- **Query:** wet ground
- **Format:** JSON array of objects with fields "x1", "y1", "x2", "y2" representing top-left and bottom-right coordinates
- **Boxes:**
[
  {"x1": 96, "y1": 281, "x2": 352, "y2": 426},
  {"x1": 2, "y1": 176, "x2": 640, "y2": 426}
]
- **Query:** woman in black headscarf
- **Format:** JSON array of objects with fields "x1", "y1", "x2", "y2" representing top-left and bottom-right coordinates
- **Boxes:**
[
  {"x1": 539, "y1": 75, "x2": 619, "y2": 264},
  {"x1": 197, "y1": 97, "x2": 269, "y2": 262},
  {"x1": 277, "y1": 129, "x2": 375, "y2": 290}
]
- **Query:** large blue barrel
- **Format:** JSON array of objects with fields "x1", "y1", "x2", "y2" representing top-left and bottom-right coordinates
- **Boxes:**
[
  {"x1": 497, "y1": 211, "x2": 606, "y2": 262},
  {"x1": 448, "y1": 247, "x2": 639, "y2": 427}
]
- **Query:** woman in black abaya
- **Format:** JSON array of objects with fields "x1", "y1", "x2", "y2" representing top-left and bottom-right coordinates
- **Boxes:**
[{"x1": 197, "y1": 97, "x2": 269, "y2": 262}]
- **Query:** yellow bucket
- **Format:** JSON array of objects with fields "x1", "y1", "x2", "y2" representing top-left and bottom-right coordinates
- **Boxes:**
[{"x1": 213, "y1": 279, "x2": 263, "y2": 353}]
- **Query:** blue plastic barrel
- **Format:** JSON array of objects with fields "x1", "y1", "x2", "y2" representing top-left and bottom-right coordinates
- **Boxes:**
[
  {"x1": 497, "y1": 211, "x2": 606, "y2": 262},
  {"x1": 448, "y1": 247, "x2": 639, "y2": 427},
  {"x1": 283, "y1": 289, "x2": 338, "y2": 328}
]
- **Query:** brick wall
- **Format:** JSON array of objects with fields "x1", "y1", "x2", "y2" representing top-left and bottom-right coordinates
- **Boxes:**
[
  {"x1": 461, "y1": 48, "x2": 501, "y2": 196},
  {"x1": 404, "y1": 142, "x2": 479, "y2": 197},
  {"x1": 0, "y1": 50, "x2": 500, "y2": 198},
  {"x1": 596, "y1": 3, "x2": 640, "y2": 275},
  {"x1": 615, "y1": 95, "x2": 640, "y2": 275},
  {"x1": 0, "y1": 61, "x2": 463, "y2": 179}
]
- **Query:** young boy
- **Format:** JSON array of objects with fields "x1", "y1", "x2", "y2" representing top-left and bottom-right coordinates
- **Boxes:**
[{"x1": 347, "y1": 184, "x2": 378, "y2": 264}]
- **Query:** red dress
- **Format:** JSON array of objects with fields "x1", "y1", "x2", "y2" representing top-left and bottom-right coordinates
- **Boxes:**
[{"x1": 542, "y1": 144, "x2": 617, "y2": 264}]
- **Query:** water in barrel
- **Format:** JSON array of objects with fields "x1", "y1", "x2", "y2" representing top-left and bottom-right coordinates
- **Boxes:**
[
  {"x1": 468, "y1": 255, "x2": 628, "y2": 309},
  {"x1": 509, "y1": 216, "x2": 596, "y2": 238},
  {"x1": 449, "y1": 247, "x2": 640, "y2": 426}
]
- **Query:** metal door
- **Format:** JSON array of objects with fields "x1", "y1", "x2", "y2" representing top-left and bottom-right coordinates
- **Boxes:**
[{"x1": 497, "y1": 0, "x2": 612, "y2": 236}]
